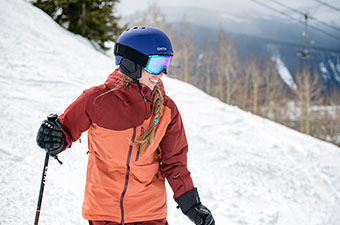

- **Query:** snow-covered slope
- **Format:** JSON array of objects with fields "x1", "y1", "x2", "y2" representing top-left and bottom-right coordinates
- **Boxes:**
[{"x1": 1, "y1": 0, "x2": 340, "y2": 225}]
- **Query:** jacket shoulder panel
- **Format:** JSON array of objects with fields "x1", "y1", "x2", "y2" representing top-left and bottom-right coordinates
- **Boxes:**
[{"x1": 163, "y1": 95, "x2": 179, "y2": 120}]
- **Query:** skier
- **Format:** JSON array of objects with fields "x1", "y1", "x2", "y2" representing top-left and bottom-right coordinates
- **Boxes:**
[{"x1": 36, "y1": 26, "x2": 215, "y2": 225}]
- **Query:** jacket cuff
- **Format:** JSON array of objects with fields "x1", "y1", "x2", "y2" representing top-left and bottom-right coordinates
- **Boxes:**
[
  {"x1": 175, "y1": 187, "x2": 201, "y2": 214},
  {"x1": 57, "y1": 117, "x2": 72, "y2": 150}
]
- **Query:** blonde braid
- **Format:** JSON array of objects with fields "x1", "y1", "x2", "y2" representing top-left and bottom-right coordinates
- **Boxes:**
[{"x1": 134, "y1": 82, "x2": 164, "y2": 154}]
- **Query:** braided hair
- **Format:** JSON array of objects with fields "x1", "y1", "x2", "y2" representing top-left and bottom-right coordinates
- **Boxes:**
[{"x1": 134, "y1": 82, "x2": 163, "y2": 154}]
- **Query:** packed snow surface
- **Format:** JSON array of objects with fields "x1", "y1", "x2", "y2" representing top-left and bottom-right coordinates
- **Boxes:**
[{"x1": 1, "y1": 0, "x2": 340, "y2": 224}]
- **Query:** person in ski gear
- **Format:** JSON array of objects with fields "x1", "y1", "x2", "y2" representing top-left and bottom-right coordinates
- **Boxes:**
[{"x1": 36, "y1": 26, "x2": 215, "y2": 225}]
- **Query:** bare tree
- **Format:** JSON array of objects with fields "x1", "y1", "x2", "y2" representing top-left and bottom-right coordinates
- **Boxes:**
[
  {"x1": 261, "y1": 58, "x2": 289, "y2": 122},
  {"x1": 328, "y1": 89, "x2": 340, "y2": 145},
  {"x1": 130, "y1": 3, "x2": 167, "y2": 29},
  {"x1": 200, "y1": 33, "x2": 215, "y2": 95},
  {"x1": 217, "y1": 27, "x2": 238, "y2": 104},
  {"x1": 237, "y1": 68, "x2": 251, "y2": 111},
  {"x1": 262, "y1": 59, "x2": 275, "y2": 117},
  {"x1": 247, "y1": 56, "x2": 263, "y2": 114},
  {"x1": 174, "y1": 15, "x2": 197, "y2": 84},
  {"x1": 294, "y1": 64, "x2": 323, "y2": 135}
]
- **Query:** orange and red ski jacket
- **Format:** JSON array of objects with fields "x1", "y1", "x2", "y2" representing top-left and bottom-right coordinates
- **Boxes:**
[{"x1": 58, "y1": 69, "x2": 194, "y2": 223}]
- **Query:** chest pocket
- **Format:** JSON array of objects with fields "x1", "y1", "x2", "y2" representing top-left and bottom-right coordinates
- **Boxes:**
[{"x1": 131, "y1": 149, "x2": 162, "y2": 185}]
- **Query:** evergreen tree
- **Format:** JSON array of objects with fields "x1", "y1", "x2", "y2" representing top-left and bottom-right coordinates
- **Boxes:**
[{"x1": 32, "y1": 0, "x2": 125, "y2": 50}]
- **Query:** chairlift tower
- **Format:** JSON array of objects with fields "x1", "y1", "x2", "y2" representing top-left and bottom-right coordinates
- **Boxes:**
[{"x1": 297, "y1": 13, "x2": 314, "y2": 58}]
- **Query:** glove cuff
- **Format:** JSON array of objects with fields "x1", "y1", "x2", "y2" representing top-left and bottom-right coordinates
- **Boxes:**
[
  {"x1": 46, "y1": 113, "x2": 68, "y2": 155},
  {"x1": 175, "y1": 187, "x2": 201, "y2": 214}
]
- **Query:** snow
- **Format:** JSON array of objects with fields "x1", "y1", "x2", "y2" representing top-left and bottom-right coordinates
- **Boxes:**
[
  {"x1": 319, "y1": 62, "x2": 330, "y2": 81},
  {"x1": 328, "y1": 59, "x2": 340, "y2": 83},
  {"x1": 273, "y1": 56, "x2": 297, "y2": 90},
  {"x1": 1, "y1": 0, "x2": 340, "y2": 225}
]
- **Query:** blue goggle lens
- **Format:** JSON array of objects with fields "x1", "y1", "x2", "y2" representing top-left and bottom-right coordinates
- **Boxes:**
[{"x1": 144, "y1": 55, "x2": 172, "y2": 75}]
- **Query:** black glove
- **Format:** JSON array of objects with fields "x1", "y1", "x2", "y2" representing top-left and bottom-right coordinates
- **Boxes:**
[
  {"x1": 175, "y1": 188, "x2": 215, "y2": 225},
  {"x1": 36, "y1": 113, "x2": 67, "y2": 155}
]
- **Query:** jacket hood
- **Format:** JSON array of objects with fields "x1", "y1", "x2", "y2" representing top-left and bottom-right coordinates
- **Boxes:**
[{"x1": 104, "y1": 69, "x2": 166, "y2": 99}]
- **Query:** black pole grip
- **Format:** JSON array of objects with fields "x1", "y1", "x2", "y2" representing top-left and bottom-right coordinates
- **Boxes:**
[{"x1": 34, "y1": 152, "x2": 50, "y2": 225}]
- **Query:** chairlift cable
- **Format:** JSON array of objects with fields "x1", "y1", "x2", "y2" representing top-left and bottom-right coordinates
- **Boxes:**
[{"x1": 248, "y1": 0, "x2": 340, "y2": 42}]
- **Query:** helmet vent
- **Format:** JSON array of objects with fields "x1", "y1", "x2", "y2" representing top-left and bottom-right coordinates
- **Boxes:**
[{"x1": 133, "y1": 27, "x2": 138, "y2": 29}]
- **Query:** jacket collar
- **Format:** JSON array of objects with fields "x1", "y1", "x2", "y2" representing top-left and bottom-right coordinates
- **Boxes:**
[{"x1": 104, "y1": 69, "x2": 166, "y2": 102}]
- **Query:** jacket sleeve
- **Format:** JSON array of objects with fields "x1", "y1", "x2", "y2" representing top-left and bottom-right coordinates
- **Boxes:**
[
  {"x1": 159, "y1": 99, "x2": 194, "y2": 199},
  {"x1": 57, "y1": 89, "x2": 92, "y2": 149}
]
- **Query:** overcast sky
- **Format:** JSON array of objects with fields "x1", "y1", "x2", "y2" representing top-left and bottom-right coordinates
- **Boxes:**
[{"x1": 116, "y1": 0, "x2": 340, "y2": 25}]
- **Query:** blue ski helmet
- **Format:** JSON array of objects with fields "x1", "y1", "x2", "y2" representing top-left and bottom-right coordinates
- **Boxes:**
[{"x1": 114, "y1": 26, "x2": 174, "y2": 66}]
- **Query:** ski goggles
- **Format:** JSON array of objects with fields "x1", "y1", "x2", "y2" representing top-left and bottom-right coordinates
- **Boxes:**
[{"x1": 144, "y1": 55, "x2": 172, "y2": 75}]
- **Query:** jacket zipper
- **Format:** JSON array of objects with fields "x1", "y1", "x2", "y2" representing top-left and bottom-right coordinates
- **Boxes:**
[
  {"x1": 120, "y1": 127, "x2": 136, "y2": 225},
  {"x1": 140, "y1": 88, "x2": 148, "y2": 102},
  {"x1": 135, "y1": 126, "x2": 144, "y2": 161}
]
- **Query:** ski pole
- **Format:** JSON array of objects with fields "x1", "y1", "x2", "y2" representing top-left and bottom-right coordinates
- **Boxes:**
[
  {"x1": 34, "y1": 152, "x2": 50, "y2": 225},
  {"x1": 34, "y1": 151, "x2": 63, "y2": 225}
]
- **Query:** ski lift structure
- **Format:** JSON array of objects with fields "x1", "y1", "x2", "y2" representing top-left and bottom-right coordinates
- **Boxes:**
[{"x1": 297, "y1": 13, "x2": 315, "y2": 58}]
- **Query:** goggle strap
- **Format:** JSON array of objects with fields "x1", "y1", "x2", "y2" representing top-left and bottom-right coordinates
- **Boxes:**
[{"x1": 114, "y1": 43, "x2": 148, "y2": 67}]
